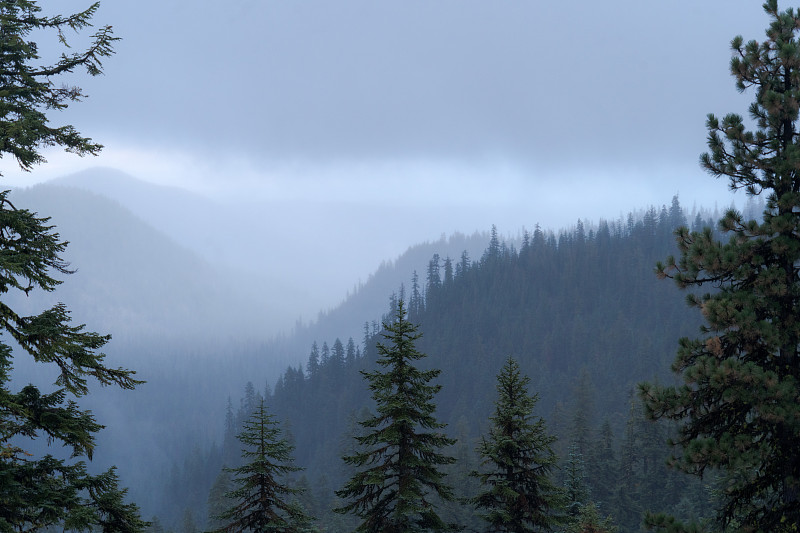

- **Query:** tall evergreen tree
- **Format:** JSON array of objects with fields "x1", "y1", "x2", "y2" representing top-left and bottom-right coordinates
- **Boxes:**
[
  {"x1": 306, "y1": 342, "x2": 320, "y2": 378},
  {"x1": 335, "y1": 300, "x2": 456, "y2": 533},
  {"x1": 213, "y1": 399, "x2": 313, "y2": 533},
  {"x1": 0, "y1": 2, "x2": 146, "y2": 531},
  {"x1": 346, "y1": 337, "x2": 358, "y2": 366},
  {"x1": 640, "y1": 2, "x2": 800, "y2": 529},
  {"x1": 587, "y1": 421, "x2": 616, "y2": 515},
  {"x1": 427, "y1": 254, "x2": 442, "y2": 291},
  {"x1": 569, "y1": 369, "x2": 595, "y2": 459},
  {"x1": 471, "y1": 357, "x2": 565, "y2": 533},
  {"x1": 563, "y1": 443, "x2": 590, "y2": 521}
]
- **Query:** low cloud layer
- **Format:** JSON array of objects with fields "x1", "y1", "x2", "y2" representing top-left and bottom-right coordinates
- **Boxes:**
[{"x1": 41, "y1": 1, "x2": 763, "y2": 173}]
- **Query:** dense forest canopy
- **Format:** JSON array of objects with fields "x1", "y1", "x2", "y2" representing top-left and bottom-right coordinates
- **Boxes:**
[{"x1": 150, "y1": 199, "x2": 732, "y2": 532}]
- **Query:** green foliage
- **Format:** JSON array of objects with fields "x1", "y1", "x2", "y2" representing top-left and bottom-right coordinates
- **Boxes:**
[
  {"x1": 564, "y1": 443, "x2": 590, "y2": 520},
  {"x1": 248, "y1": 203, "x2": 714, "y2": 531},
  {"x1": 0, "y1": 1, "x2": 117, "y2": 172},
  {"x1": 471, "y1": 357, "x2": 565, "y2": 532},
  {"x1": 335, "y1": 300, "x2": 457, "y2": 533},
  {"x1": 565, "y1": 502, "x2": 618, "y2": 533},
  {"x1": 642, "y1": 512, "x2": 708, "y2": 533},
  {"x1": 213, "y1": 399, "x2": 313, "y2": 533},
  {"x1": 0, "y1": 2, "x2": 145, "y2": 531},
  {"x1": 642, "y1": 2, "x2": 800, "y2": 530}
]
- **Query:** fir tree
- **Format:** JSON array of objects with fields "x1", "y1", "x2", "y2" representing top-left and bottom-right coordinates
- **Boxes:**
[
  {"x1": 427, "y1": 254, "x2": 442, "y2": 291},
  {"x1": 564, "y1": 503, "x2": 618, "y2": 533},
  {"x1": 213, "y1": 399, "x2": 313, "y2": 533},
  {"x1": 471, "y1": 357, "x2": 565, "y2": 533},
  {"x1": 0, "y1": 2, "x2": 145, "y2": 531},
  {"x1": 0, "y1": 1, "x2": 115, "y2": 169},
  {"x1": 587, "y1": 421, "x2": 616, "y2": 514},
  {"x1": 640, "y1": 2, "x2": 800, "y2": 529},
  {"x1": 346, "y1": 338, "x2": 357, "y2": 366},
  {"x1": 564, "y1": 443, "x2": 590, "y2": 521},
  {"x1": 335, "y1": 299, "x2": 456, "y2": 533},
  {"x1": 306, "y1": 342, "x2": 320, "y2": 378},
  {"x1": 207, "y1": 470, "x2": 233, "y2": 531}
]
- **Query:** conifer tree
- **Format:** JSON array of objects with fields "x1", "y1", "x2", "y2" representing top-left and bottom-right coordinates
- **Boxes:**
[
  {"x1": 306, "y1": 342, "x2": 320, "y2": 378},
  {"x1": 564, "y1": 443, "x2": 590, "y2": 521},
  {"x1": 587, "y1": 421, "x2": 616, "y2": 514},
  {"x1": 564, "y1": 503, "x2": 618, "y2": 533},
  {"x1": 335, "y1": 299, "x2": 457, "y2": 533},
  {"x1": 0, "y1": 2, "x2": 146, "y2": 531},
  {"x1": 207, "y1": 470, "x2": 233, "y2": 531},
  {"x1": 213, "y1": 399, "x2": 313, "y2": 533},
  {"x1": 471, "y1": 357, "x2": 565, "y2": 533},
  {"x1": 640, "y1": 2, "x2": 800, "y2": 529}
]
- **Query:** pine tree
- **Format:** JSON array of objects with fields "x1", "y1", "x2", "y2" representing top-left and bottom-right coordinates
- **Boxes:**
[
  {"x1": 346, "y1": 337, "x2": 357, "y2": 366},
  {"x1": 213, "y1": 399, "x2": 313, "y2": 533},
  {"x1": 569, "y1": 369, "x2": 595, "y2": 460},
  {"x1": 587, "y1": 421, "x2": 616, "y2": 514},
  {"x1": 563, "y1": 443, "x2": 591, "y2": 523},
  {"x1": 640, "y1": 2, "x2": 800, "y2": 529},
  {"x1": 427, "y1": 254, "x2": 442, "y2": 291},
  {"x1": 335, "y1": 299, "x2": 456, "y2": 533},
  {"x1": 0, "y1": 2, "x2": 146, "y2": 531},
  {"x1": 306, "y1": 342, "x2": 320, "y2": 378},
  {"x1": 471, "y1": 357, "x2": 565, "y2": 533},
  {"x1": 564, "y1": 503, "x2": 618, "y2": 533},
  {"x1": 0, "y1": 1, "x2": 115, "y2": 169}
]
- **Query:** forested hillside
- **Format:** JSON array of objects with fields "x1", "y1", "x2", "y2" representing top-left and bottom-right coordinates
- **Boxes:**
[
  {"x1": 156, "y1": 198, "x2": 733, "y2": 532},
  {"x1": 4, "y1": 180, "x2": 500, "y2": 517}
]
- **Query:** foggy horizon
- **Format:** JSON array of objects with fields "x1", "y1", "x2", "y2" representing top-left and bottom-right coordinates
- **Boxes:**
[{"x1": 1, "y1": 0, "x2": 762, "y2": 333}]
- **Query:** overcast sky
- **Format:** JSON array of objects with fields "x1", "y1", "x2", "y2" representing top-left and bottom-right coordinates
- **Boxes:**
[
  {"x1": 0, "y1": 1, "x2": 775, "y2": 314},
  {"x1": 6, "y1": 1, "x2": 770, "y2": 211},
  {"x1": 7, "y1": 2, "x2": 766, "y2": 186}
]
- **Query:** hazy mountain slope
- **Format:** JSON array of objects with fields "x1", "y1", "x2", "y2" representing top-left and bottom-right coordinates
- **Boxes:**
[
  {"x1": 51, "y1": 168, "x2": 312, "y2": 334},
  {"x1": 4, "y1": 183, "x2": 305, "y2": 514},
  {"x1": 270, "y1": 231, "x2": 492, "y2": 359},
  {"x1": 51, "y1": 168, "x2": 514, "y2": 334},
  {"x1": 7, "y1": 184, "x2": 278, "y2": 342},
  {"x1": 2, "y1": 180, "x2": 505, "y2": 516}
]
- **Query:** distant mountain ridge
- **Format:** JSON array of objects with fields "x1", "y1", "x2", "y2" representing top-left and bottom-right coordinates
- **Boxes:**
[
  {"x1": 7, "y1": 183, "x2": 276, "y2": 344},
  {"x1": 45, "y1": 167, "x2": 498, "y2": 343}
]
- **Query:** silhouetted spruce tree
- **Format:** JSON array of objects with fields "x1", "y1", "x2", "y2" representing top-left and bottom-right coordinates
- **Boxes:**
[
  {"x1": 335, "y1": 299, "x2": 456, "y2": 533},
  {"x1": 640, "y1": 2, "x2": 800, "y2": 529},
  {"x1": 471, "y1": 357, "x2": 565, "y2": 533},
  {"x1": 213, "y1": 399, "x2": 313, "y2": 533},
  {"x1": 346, "y1": 338, "x2": 358, "y2": 366},
  {"x1": 0, "y1": 2, "x2": 146, "y2": 531},
  {"x1": 306, "y1": 342, "x2": 320, "y2": 378}
]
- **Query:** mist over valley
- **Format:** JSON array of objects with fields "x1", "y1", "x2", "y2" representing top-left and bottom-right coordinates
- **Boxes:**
[{"x1": 7, "y1": 169, "x2": 747, "y2": 528}]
